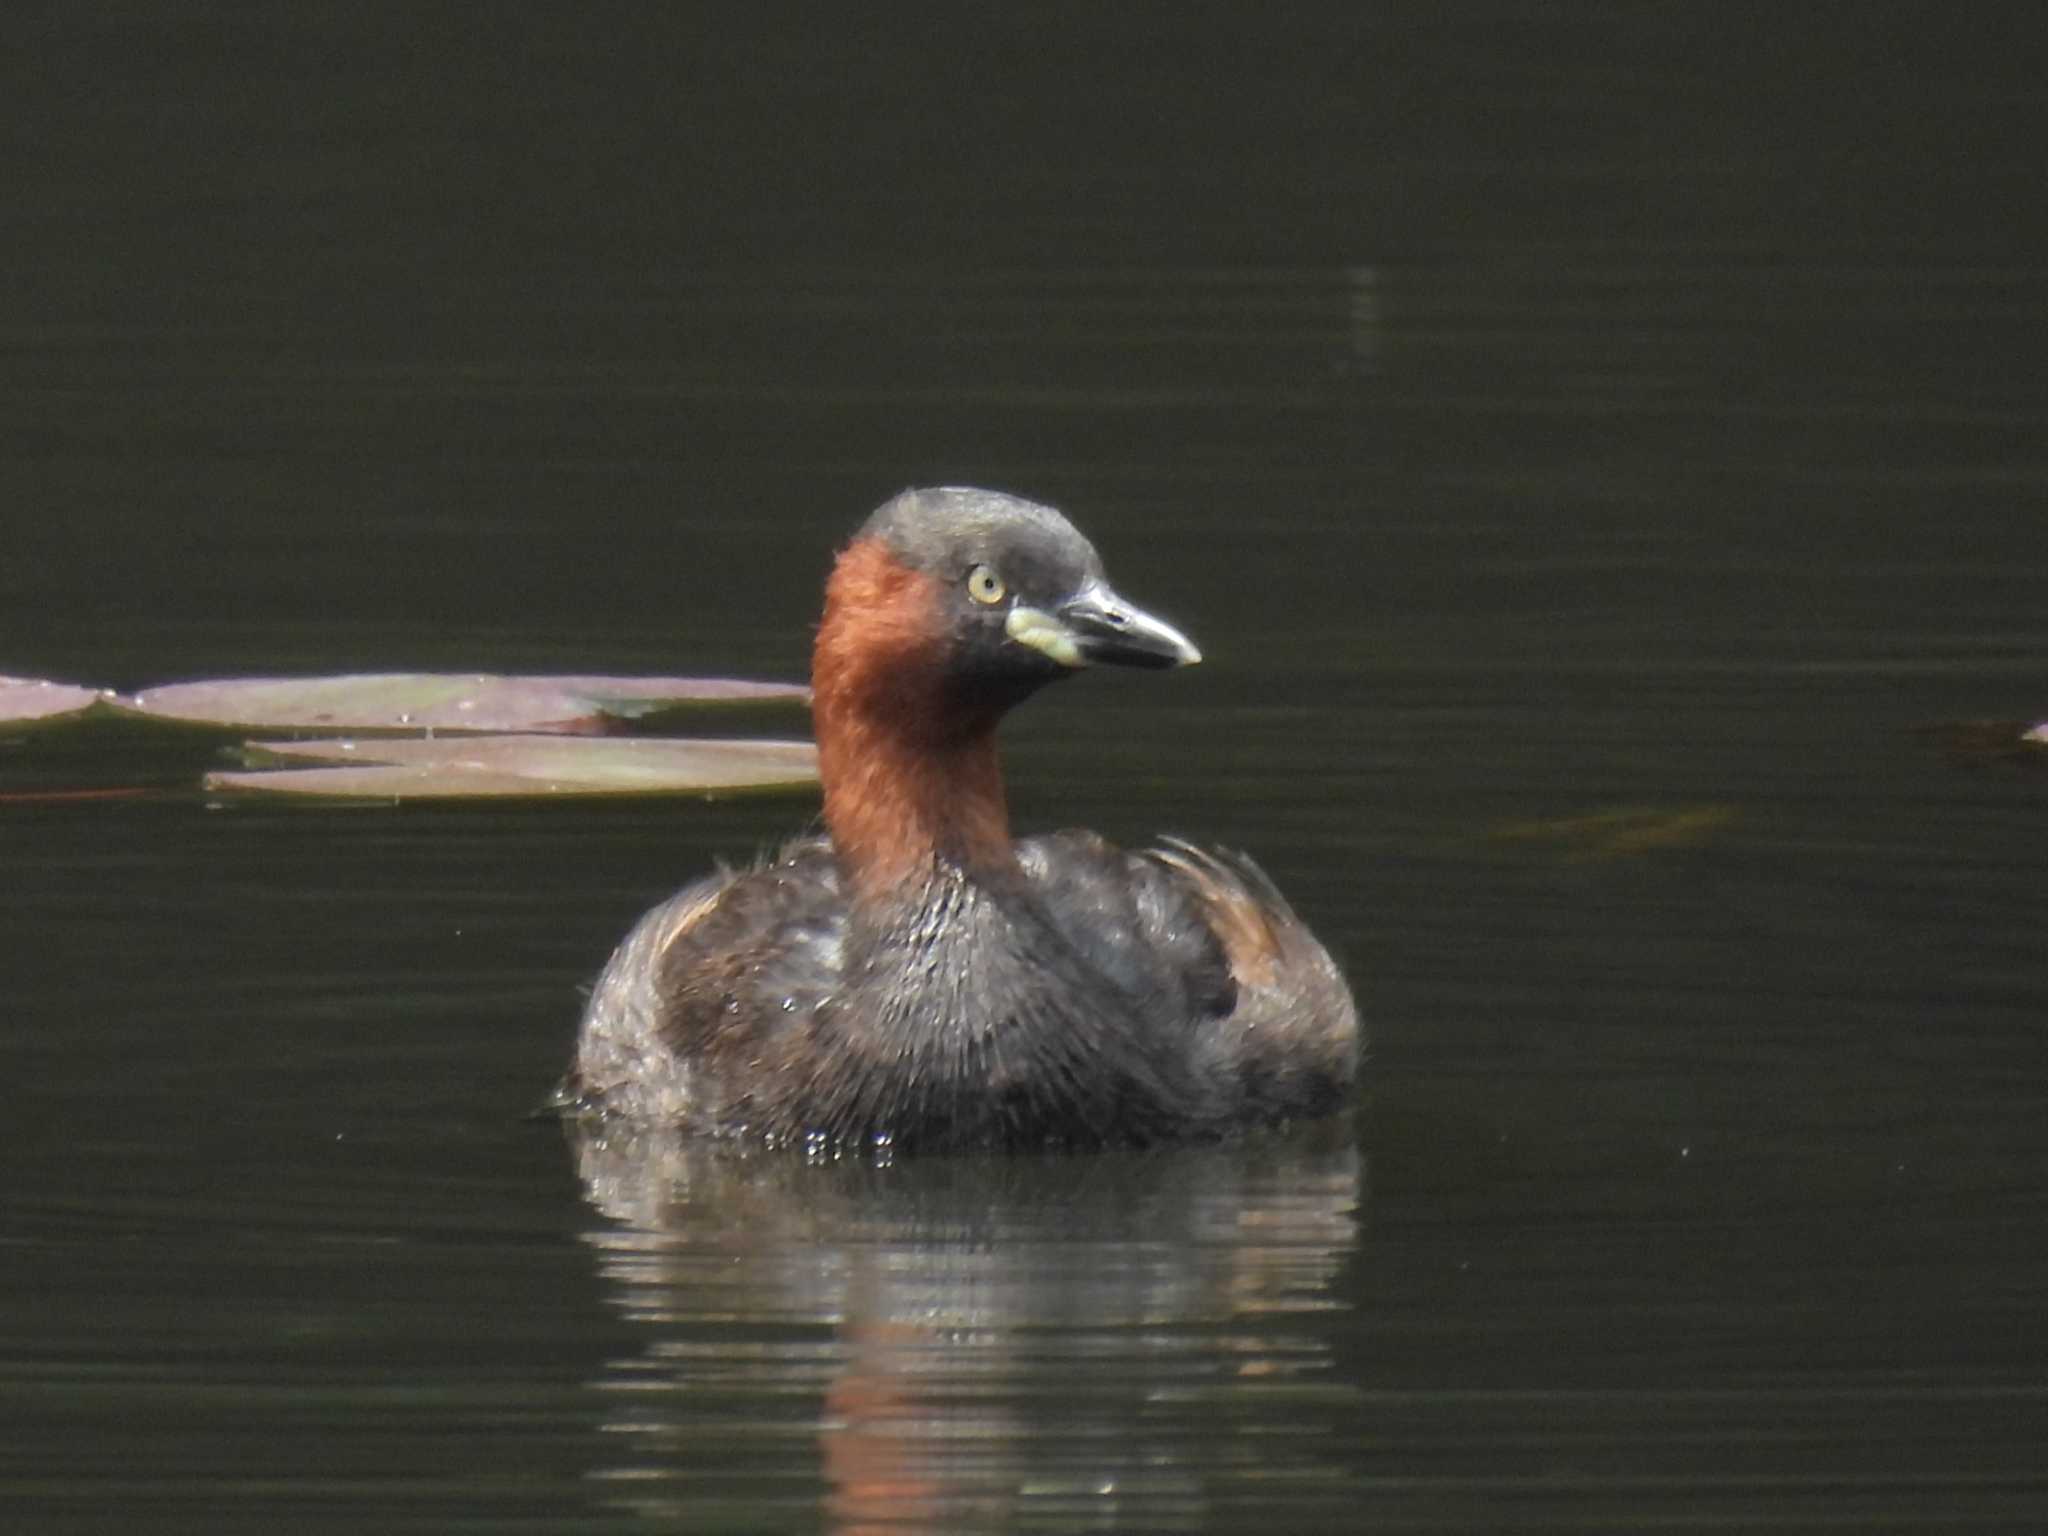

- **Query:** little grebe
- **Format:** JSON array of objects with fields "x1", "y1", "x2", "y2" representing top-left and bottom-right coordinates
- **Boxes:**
[{"x1": 563, "y1": 488, "x2": 1359, "y2": 1149}]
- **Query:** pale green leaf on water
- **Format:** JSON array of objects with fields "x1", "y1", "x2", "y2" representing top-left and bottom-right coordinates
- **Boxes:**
[
  {"x1": 1488, "y1": 804, "x2": 1739, "y2": 861},
  {"x1": 115, "y1": 672, "x2": 808, "y2": 735},
  {"x1": 529, "y1": 674, "x2": 811, "y2": 729},
  {"x1": 0, "y1": 676, "x2": 108, "y2": 727},
  {"x1": 205, "y1": 734, "x2": 819, "y2": 800}
]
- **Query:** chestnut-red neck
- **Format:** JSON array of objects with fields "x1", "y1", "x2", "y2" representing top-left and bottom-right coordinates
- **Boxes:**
[{"x1": 811, "y1": 538, "x2": 1016, "y2": 901}]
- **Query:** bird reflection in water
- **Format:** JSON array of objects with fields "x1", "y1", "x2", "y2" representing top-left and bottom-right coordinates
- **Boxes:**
[{"x1": 564, "y1": 1118, "x2": 1363, "y2": 1533}]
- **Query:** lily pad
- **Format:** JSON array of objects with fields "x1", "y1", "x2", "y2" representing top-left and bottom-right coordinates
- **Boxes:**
[
  {"x1": 205, "y1": 734, "x2": 819, "y2": 800},
  {"x1": 0, "y1": 676, "x2": 107, "y2": 726},
  {"x1": 1489, "y1": 804, "x2": 1738, "y2": 860},
  {"x1": 117, "y1": 673, "x2": 808, "y2": 736}
]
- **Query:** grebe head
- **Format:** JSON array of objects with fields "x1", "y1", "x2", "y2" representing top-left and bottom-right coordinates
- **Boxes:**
[
  {"x1": 812, "y1": 487, "x2": 1200, "y2": 893},
  {"x1": 844, "y1": 486, "x2": 1199, "y2": 696}
]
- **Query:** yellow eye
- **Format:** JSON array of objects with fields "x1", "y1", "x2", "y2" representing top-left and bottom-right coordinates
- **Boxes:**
[{"x1": 966, "y1": 564, "x2": 1006, "y2": 605}]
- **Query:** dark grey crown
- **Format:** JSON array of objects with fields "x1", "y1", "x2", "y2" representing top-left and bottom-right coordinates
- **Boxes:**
[{"x1": 858, "y1": 487, "x2": 1106, "y2": 593}]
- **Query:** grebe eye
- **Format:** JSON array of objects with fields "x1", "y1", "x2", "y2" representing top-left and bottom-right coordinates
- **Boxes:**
[{"x1": 965, "y1": 564, "x2": 1006, "y2": 605}]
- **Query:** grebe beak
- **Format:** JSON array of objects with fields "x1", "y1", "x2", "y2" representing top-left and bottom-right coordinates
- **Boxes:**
[{"x1": 1005, "y1": 579, "x2": 1203, "y2": 670}]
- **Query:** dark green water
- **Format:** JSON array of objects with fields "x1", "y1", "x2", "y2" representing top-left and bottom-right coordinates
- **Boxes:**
[{"x1": 8, "y1": 8, "x2": 2048, "y2": 1531}]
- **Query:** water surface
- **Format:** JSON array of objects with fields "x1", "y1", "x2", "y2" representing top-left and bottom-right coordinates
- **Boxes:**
[{"x1": 7, "y1": 7, "x2": 2048, "y2": 1531}]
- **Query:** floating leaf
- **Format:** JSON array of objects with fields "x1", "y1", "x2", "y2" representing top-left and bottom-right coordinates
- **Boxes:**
[
  {"x1": 117, "y1": 672, "x2": 808, "y2": 736},
  {"x1": 1489, "y1": 804, "x2": 1738, "y2": 860},
  {"x1": 0, "y1": 676, "x2": 107, "y2": 726},
  {"x1": 205, "y1": 734, "x2": 818, "y2": 800},
  {"x1": 526, "y1": 674, "x2": 811, "y2": 727}
]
